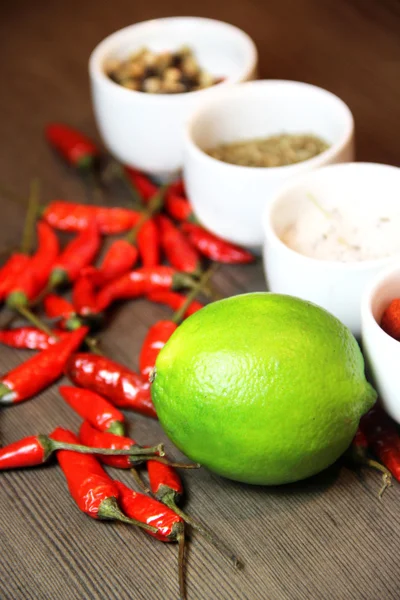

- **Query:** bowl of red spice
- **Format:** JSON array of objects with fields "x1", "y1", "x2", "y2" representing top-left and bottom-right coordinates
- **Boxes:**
[
  {"x1": 89, "y1": 17, "x2": 257, "y2": 179},
  {"x1": 361, "y1": 264, "x2": 400, "y2": 423}
]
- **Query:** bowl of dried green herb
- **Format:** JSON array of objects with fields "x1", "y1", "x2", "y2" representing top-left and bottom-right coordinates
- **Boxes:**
[{"x1": 183, "y1": 79, "x2": 354, "y2": 248}]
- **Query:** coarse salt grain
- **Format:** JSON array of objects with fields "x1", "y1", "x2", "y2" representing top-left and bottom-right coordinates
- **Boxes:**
[{"x1": 280, "y1": 203, "x2": 400, "y2": 262}]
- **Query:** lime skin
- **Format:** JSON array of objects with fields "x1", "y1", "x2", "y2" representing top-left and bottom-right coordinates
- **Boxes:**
[{"x1": 151, "y1": 293, "x2": 377, "y2": 485}]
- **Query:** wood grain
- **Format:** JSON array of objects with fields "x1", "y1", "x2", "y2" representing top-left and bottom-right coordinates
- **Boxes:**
[{"x1": 1, "y1": 1, "x2": 400, "y2": 599}]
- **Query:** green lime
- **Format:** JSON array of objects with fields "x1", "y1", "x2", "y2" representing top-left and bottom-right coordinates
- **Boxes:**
[{"x1": 151, "y1": 293, "x2": 376, "y2": 485}]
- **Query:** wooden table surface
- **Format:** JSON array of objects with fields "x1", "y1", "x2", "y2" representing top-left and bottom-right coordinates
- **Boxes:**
[{"x1": 1, "y1": 1, "x2": 400, "y2": 599}]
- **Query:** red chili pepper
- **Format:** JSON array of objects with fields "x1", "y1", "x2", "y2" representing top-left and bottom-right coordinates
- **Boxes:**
[
  {"x1": 83, "y1": 240, "x2": 138, "y2": 288},
  {"x1": 72, "y1": 276, "x2": 99, "y2": 317},
  {"x1": 137, "y1": 218, "x2": 160, "y2": 268},
  {"x1": 50, "y1": 221, "x2": 100, "y2": 287},
  {"x1": 165, "y1": 192, "x2": 195, "y2": 223},
  {"x1": 59, "y1": 386, "x2": 125, "y2": 435},
  {"x1": 0, "y1": 431, "x2": 155, "y2": 469},
  {"x1": 79, "y1": 420, "x2": 156, "y2": 469},
  {"x1": 139, "y1": 320, "x2": 178, "y2": 379},
  {"x1": 381, "y1": 299, "x2": 400, "y2": 340},
  {"x1": 4, "y1": 261, "x2": 36, "y2": 308},
  {"x1": 361, "y1": 407, "x2": 400, "y2": 482},
  {"x1": 44, "y1": 294, "x2": 83, "y2": 330},
  {"x1": 0, "y1": 327, "x2": 68, "y2": 350},
  {"x1": 147, "y1": 459, "x2": 240, "y2": 567},
  {"x1": 50, "y1": 426, "x2": 157, "y2": 532},
  {"x1": 29, "y1": 221, "x2": 60, "y2": 294},
  {"x1": 45, "y1": 123, "x2": 100, "y2": 171},
  {"x1": 0, "y1": 435, "x2": 52, "y2": 469},
  {"x1": 6, "y1": 222, "x2": 60, "y2": 308},
  {"x1": 44, "y1": 293, "x2": 74, "y2": 320},
  {"x1": 140, "y1": 267, "x2": 214, "y2": 379},
  {"x1": 78, "y1": 420, "x2": 170, "y2": 494},
  {"x1": 347, "y1": 428, "x2": 391, "y2": 496},
  {"x1": 0, "y1": 254, "x2": 31, "y2": 301},
  {"x1": 115, "y1": 480, "x2": 186, "y2": 599},
  {"x1": 168, "y1": 179, "x2": 185, "y2": 197},
  {"x1": 181, "y1": 222, "x2": 254, "y2": 264},
  {"x1": 164, "y1": 179, "x2": 194, "y2": 223},
  {"x1": 351, "y1": 427, "x2": 369, "y2": 453},
  {"x1": 65, "y1": 352, "x2": 157, "y2": 418},
  {"x1": 43, "y1": 201, "x2": 140, "y2": 234},
  {"x1": 147, "y1": 290, "x2": 203, "y2": 317},
  {"x1": 124, "y1": 167, "x2": 158, "y2": 202},
  {"x1": 0, "y1": 326, "x2": 88, "y2": 404},
  {"x1": 148, "y1": 460, "x2": 184, "y2": 503},
  {"x1": 91, "y1": 206, "x2": 141, "y2": 234},
  {"x1": 115, "y1": 480, "x2": 183, "y2": 541},
  {"x1": 96, "y1": 267, "x2": 195, "y2": 312},
  {"x1": 78, "y1": 421, "x2": 189, "y2": 494},
  {"x1": 123, "y1": 184, "x2": 166, "y2": 269},
  {"x1": 157, "y1": 215, "x2": 201, "y2": 274}
]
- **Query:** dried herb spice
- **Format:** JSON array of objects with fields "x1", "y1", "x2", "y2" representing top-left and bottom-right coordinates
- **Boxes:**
[
  {"x1": 207, "y1": 134, "x2": 329, "y2": 167},
  {"x1": 105, "y1": 46, "x2": 221, "y2": 94}
]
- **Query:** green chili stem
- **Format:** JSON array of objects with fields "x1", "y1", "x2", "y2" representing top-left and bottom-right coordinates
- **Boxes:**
[
  {"x1": 125, "y1": 185, "x2": 168, "y2": 245},
  {"x1": 164, "y1": 498, "x2": 242, "y2": 569},
  {"x1": 106, "y1": 421, "x2": 125, "y2": 436},
  {"x1": 50, "y1": 439, "x2": 164, "y2": 457},
  {"x1": 172, "y1": 264, "x2": 218, "y2": 324},
  {"x1": 30, "y1": 281, "x2": 54, "y2": 308},
  {"x1": 84, "y1": 336, "x2": 103, "y2": 356},
  {"x1": 177, "y1": 526, "x2": 186, "y2": 600},
  {"x1": 360, "y1": 458, "x2": 392, "y2": 499},
  {"x1": 98, "y1": 497, "x2": 157, "y2": 533},
  {"x1": 152, "y1": 457, "x2": 200, "y2": 469},
  {"x1": 379, "y1": 473, "x2": 392, "y2": 499},
  {"x1": 21, "y1": 179, "x2": 40, "y2": 254},
  {"x1": 130, "y1": 468, "x2": 151, "y2": 493},
  {"x1": 84, "y1": 170, "x2": 106, "y2": 205},
  {"x1": 16, "y1": 305, "x2": 55, "y2": 337},
  {"x1": 119, "y1": 165, "x2": 143, "y2": 207},
  {"x1": 102, "y1": 161, "x2": 143, "y2": 207}
]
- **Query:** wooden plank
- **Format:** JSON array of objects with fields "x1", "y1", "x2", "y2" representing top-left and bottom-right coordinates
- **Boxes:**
[{"x1": 1, "y1": 1, "x2": 400, "y2": 598}]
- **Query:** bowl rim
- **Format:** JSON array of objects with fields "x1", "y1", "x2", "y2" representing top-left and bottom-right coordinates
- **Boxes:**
[
  {"x1": 263, "y1": 161, "x2": 400, "y2": 270},
  {"x1": 183, "y1": 79, "x2": 354, "y2": 174},
  {"x1": 89, "y1": 16, "x2": 258, "y2": 103},
  {"x1": 361, "y1": 262, "x2": 400, "y2": 348}
]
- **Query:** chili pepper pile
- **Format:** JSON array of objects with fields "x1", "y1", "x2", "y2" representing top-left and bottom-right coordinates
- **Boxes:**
[
  {"x1": 2, "y1": 122, "x2": 400, "y2": 597},
  {"x1": 0, "y1": 123, "x2": 257, "y2": 599},
  {"x1": 346, "y1": 403, "x2": 400, "y2": 498}
]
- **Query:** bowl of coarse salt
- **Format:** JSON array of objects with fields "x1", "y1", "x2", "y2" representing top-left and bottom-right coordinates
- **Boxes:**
[{"x1": 262, "y1": 162, "x2": 400, "y2": 337}]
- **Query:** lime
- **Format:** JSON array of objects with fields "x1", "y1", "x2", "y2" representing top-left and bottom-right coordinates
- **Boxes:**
[{"x1": 151, "y1": 293, "x2": 376, "y2": 485}]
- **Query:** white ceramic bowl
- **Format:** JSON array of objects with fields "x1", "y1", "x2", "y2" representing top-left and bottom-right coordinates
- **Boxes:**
[
  {"x1": 263, "y1": 162, "x2": 400, "y2": 337},
  {"x1": 89, "y1": 17, "x2": 257, "y2": 179},
  {"x1": 361, "y1": 265, "x2": 400, "y2": 423},
  {"x1": 183, "y1": 79, "x2": 354, "y2": 248}
]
